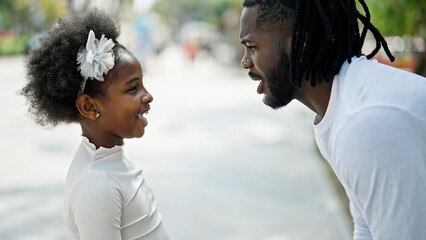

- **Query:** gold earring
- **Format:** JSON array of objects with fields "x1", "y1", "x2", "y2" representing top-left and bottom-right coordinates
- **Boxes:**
[{"x1": 95, "y1": 112, "x2": 100, "y2": 119}]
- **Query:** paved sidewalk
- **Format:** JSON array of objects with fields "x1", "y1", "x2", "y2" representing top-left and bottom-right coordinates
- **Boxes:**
[{"x1": 0, "y1": 51, "x2": 352, "y2": 240}]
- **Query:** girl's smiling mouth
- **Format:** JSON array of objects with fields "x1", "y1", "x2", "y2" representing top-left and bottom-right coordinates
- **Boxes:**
[{"x1": 136, "y1": 106, "x2": 150, "y2": 126}]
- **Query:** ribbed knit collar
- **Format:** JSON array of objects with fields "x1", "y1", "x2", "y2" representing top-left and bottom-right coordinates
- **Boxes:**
[{"x1": 81, "y1": 135, "x2": 124, "y2": 161}]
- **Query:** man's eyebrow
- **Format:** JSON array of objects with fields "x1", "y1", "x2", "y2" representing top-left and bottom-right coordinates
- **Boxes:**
[
  {"x1": 240, "y1": 39, "x2": 253, "y2": 45},
  {"x1": 125, "y1": 77, "x2": 139, "y2": 85}
]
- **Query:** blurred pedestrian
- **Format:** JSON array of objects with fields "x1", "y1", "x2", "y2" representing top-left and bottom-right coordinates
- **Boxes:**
[
  {"x1": 239, "y1": 0, "x2": 426, "y2": 239},
  {"x1": 20, "y1": 9, "x2": 171, "y2": 240},
  {"x1": 183, "y1": 40, "x2": 199, "y2": 62}
]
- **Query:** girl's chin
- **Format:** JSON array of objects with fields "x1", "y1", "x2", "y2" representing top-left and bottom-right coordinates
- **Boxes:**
[{"x1": 135, "y1": 130, "x2": 145, "y2": 139}]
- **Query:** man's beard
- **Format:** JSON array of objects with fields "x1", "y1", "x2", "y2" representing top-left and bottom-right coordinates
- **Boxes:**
[{"x1": 263, "y1": 49, "x2": 298, "y2": 109}]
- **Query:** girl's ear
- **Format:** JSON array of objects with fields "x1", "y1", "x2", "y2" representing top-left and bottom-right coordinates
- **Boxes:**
[{"x1": 76, "y1": 94, "x2": 99, "y2": 120}]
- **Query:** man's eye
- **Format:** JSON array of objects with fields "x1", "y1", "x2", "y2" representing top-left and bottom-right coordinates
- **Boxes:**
[{"x1": 248, "y1": 46, "x2": 256, "y2": 50}]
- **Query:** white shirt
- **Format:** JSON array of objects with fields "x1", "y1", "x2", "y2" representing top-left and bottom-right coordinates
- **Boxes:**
[
  {"x1": 64, "y1": 136, "x2": 171, "y2": 240},
  {"x1": 314, "y1": 56, "x2": 426, "y2": 240}
]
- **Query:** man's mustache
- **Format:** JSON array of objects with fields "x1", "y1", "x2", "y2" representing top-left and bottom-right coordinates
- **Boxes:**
[{"x1": 249, "y1": 71, "x2": 262, "y2": 80}]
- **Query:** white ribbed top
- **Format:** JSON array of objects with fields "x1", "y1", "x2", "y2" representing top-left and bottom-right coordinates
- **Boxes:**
[{"x1": 64, "y1": 136, "x2": 170, "y2": 240}]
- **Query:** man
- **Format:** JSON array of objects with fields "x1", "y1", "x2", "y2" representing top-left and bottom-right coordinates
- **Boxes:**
[{"x1": 239, "y1": 0, "x2": 426, "y2": 239}]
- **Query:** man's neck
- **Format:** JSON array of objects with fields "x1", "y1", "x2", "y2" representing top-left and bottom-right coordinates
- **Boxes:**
[{"x1": 296, "y1": 79, "x2": 333, "y2": 117}]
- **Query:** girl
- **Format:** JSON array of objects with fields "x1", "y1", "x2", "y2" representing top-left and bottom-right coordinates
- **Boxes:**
[{"x1": 20, "y1": 9, "x2": 171, "y2": 240}]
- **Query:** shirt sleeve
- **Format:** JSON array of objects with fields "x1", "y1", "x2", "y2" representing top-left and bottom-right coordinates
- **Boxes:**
[
  {"x1": 333, "y1": 106, "x2": 426, "y2": 240},
  {"x1": 69, "y1": 171, "x2": 124, "y2": 240}
]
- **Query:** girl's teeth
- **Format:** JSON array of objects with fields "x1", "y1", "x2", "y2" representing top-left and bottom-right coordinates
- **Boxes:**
[{"x1": 137, "y1": 114, "x2": 147, "y2": 122}]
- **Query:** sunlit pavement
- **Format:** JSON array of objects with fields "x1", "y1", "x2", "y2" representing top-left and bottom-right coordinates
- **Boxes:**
[{"x1": 0, "y1": 47, "x2": 352, "y2": 240}]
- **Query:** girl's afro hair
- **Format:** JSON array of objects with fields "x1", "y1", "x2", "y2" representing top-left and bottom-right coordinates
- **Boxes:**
[{"x1": 20, "y1": 9, "x2": 120, "y2": 127}]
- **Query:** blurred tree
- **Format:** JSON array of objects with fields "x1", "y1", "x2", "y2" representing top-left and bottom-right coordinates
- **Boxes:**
[
  {"x1": 0, "y1": 0, "x2": 68, "y2": 55},
  {"x1": 367, "y1": 0, "x2": 426, "y2": 75},
  {"x1": 151, "y1": 0, "x2": 244, "y2": 62},
  {"x1": 205, "y1": 0, "x2": 241, "y2": 28},
  {"x1": 152, "y1": 0, "x2": 241, "y2": 33},
  {"x1": 0, "y1": 0, "x2": 68, "y2": 33},
  {"x1": 38, "y1": 0, "x2": 69, "y2": 26},
  {"x1": 0, "y1": 0, "x2": 13, "y2": 30},
  {"x1": 68, "y1": 0, "x2": 133, "y2": 18}
]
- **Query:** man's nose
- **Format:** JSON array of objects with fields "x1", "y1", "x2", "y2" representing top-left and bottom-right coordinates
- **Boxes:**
[{"x1": 241, "y1": 58, "x2": 252, "y2": 69}]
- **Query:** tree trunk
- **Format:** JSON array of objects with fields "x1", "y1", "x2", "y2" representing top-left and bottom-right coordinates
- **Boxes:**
[{"x1": 415, "y1": 50, "x2": 426, "y2": 77}]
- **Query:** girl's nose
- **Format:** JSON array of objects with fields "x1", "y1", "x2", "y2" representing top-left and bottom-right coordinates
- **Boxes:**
[{"x1": 142, "y1": 91, "x2": 153, "y2": 103}]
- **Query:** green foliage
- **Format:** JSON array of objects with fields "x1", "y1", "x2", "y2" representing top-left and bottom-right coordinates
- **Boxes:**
[
  {"x1": 0, "y1": 0, "x2": 68, "y2": 32},
  {"x1": 365, "y1": 0, "x2": 426, "y2": 76},
  {"x1": 0, "y1": 34, "x2": 29, "y2": 55},
  {"x1": 0, "y1": 0, "x2": 68, "y2": 55},
  {"x1": 205, "y1": 0, "x2": 241, "y2": 23},
  {"x1": 36, "y1": 0, "x2": 69, "y2": 26},
  {"x1": 0, "y1": 0, "x2": 14, "y2": 29},
  {"x1": 367, "y1": 0, "x2": 426, "y2": 38},
  {"x1": 152, "y1": 0, "x2": 241, "y2": 26}
]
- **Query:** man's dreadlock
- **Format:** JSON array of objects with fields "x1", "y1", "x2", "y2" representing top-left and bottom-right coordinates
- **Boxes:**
[{"x1": 243, "y1": 0, "x2": 395, "y2": 87}]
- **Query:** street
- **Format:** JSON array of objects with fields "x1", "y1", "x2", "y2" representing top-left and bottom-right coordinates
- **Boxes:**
[{"x1": 0, "y1": 47, "x2": 352, "y2": 240}]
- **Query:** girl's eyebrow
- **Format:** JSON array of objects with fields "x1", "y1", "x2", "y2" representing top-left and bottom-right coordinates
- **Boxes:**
[{"x1": 125, "y1": 77, "x2": 139, "y2": 85}]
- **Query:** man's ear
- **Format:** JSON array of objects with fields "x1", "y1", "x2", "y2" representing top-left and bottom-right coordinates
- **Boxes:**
[{"x1": 76, "y1": 94, "x2": 99, "y2": 120}]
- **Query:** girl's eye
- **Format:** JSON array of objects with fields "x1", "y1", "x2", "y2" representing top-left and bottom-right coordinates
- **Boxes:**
[
  {"x1": 248, "y1": 46, "x2": 256, "y2": 51},
  {"x1": 128, "y1": 86, "x2": 137, "y2": 92}
]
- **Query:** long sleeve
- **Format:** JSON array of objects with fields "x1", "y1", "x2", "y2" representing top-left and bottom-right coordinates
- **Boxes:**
[{"x1": 68, "y1": 171, "x2": 124, "y2": 240}]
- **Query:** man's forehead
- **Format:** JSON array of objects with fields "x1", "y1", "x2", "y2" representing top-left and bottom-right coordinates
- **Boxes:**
[
  {"x1": 240, "y1": 6, "x2": 288, "y2": 41},
  {"x1": 239, "y1": 6, "x2": 259, "y2": 39}
]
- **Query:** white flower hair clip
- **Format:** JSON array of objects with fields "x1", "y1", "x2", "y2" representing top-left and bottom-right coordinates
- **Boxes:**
[{"x1": 77, "y1": 29, "x2": 115, "y2": 95}]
